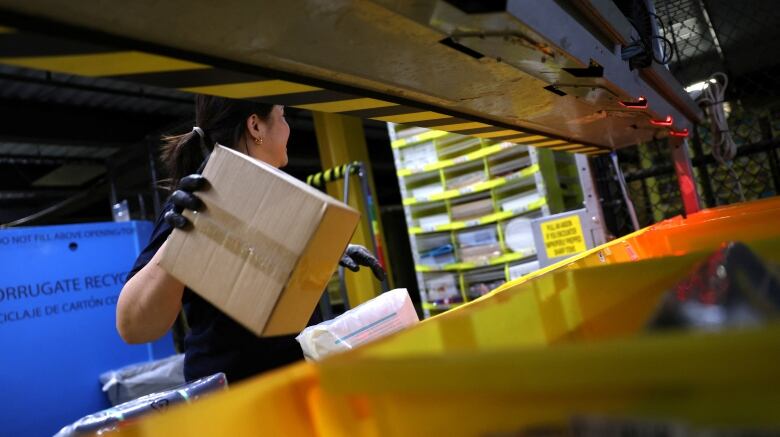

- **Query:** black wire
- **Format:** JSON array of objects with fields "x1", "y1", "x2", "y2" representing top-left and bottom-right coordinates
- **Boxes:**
[
  {"x1": 650, "y1": 12, "x2": 666, "y2": 34},
  {"x1": 621, "y1": 2, "x2": 675, "y2": 67},
  {"x1": 649, "y1": 12, "x2": 675, "y2": 64},
  {"x1": 652, "y1": 35, "x2": 675, "y2": 64}
]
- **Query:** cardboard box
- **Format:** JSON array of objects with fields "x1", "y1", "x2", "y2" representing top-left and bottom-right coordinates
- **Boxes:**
[{"x1": 159, "y1": 145, "x2": 360, "y2": 336}]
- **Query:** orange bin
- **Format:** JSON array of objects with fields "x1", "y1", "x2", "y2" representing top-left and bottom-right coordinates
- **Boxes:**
[{"x1": 509, "y1": 196, "x2": 780, "y2": 280}]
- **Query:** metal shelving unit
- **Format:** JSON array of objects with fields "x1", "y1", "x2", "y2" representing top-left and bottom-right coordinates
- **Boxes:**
[{"x1": 388, "y1": 123, "x2": 582, "y2": 317}]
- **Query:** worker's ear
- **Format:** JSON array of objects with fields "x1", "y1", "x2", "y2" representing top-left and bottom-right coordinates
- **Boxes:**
[{"x1": 246, "y1": 113, "x2": 267, "y2": 144}]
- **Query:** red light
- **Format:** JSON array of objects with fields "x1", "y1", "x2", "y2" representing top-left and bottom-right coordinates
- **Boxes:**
[
  {"x1": 650, "y1": 115, "x2": 673, "y2": 127},
  {"x1": 619, "y1": 96, "x2": 648, "y2": 109},
  {"x1": 669, "y1": 128, "x2": 689, "y2": 137}
]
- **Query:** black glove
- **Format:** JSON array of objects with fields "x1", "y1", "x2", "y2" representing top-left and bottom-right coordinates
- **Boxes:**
[
  {"x1": 339, "y1": 244, "x2": 386, "y2": 282},
  {"x1": 165, "y1": 155, "x2": 210, "y2": 229},
  {"x1": 164, "y1": 175, "x2": 208, "y2": 229}
]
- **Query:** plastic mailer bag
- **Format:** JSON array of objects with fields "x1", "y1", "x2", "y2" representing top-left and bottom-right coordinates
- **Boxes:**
[
  {"x1": 54, "y1": 373, "x2": 227, "y2": 437},
  {"x1": 296, "y1": 288, "x2": 419, "y2": 361},
  {"x1": 100, "y1": 354, "x2": 185, "y2": 406}
]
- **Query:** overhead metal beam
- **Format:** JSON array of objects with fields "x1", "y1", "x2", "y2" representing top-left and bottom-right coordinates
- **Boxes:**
[
  {"x1": 570, "y1": 0, "x2": 702, "y2": 123},
  {"x1": 0, "y1": 1, "x2": 698, "y2": 150}
]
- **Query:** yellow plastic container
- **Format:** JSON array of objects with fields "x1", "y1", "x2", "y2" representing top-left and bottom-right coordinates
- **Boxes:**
[
  {"x1": 315, "y1": 325, "x2": 780, "y2": 436},
  {"x1": 117, "y1": 199, "x2": 780, "y2": 436},
  {"x1": 348, "y1": 236, "x2": 780, "y2": 358}
]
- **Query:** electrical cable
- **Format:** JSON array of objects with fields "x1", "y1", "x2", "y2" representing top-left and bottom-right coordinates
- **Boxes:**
[
  {"x1": 610, "y1": 152, "x2": 640, "y2": 232},
  {"x1": 698, "y1": 72, "x2": 746, "y2": 202},
  {"x1": 649, "y1": 12, "x2": 675, "y2": 65},
  {"x1": 620, "y1": 5, "x2": 674, "y2": 68}
]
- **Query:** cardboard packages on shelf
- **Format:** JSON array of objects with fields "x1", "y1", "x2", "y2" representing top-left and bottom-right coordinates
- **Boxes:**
[{"x1": 159, "y1": 145, "x2": 360, "y2": 337}]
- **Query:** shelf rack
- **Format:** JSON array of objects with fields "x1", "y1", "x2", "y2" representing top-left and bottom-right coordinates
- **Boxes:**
[{"x1": 388, "y1": 123, "x2": 583, "y2": 318}]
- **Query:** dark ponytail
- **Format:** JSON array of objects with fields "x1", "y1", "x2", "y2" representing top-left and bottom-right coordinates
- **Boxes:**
[{"x1": 161, "y1": 95, "x2": 274, "y2": 190}]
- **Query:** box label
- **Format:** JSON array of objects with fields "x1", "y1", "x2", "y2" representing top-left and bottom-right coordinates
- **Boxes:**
[{"x1": 541, "y1": 215, "x2": 586, "y2": 258}]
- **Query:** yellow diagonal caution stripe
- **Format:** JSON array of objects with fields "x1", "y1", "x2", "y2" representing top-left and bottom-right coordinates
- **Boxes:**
[
  {"x1": 180, "y1": 80, "x2": 321, "y2": 98},
  {"x1": 375, "y1": 111, "x2": 450, "y2": 123},
  {"x1": 0, "y1": 51, "x2": 208, "y2": 76},
  {"x1": 297, "y1": 98, "x2": 397, "y2": 112}
]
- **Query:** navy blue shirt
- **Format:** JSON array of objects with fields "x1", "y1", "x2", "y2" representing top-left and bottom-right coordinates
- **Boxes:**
[{"x1": 127, "y1": 201, "x2": 320, "y2": 383}]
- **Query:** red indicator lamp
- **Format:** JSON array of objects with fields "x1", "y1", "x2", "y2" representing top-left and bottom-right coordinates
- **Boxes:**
[
  {"x1": 650, "y1": 115, "x2": 673, "y2": 127},
  {"x1": 619, "y1": 96, "x2": 648, "y2": 109}
]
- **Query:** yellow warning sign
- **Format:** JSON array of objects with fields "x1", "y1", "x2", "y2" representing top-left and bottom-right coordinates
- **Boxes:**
[{"x1": 541, "y1": 215, "x2": 586, "y2": 258}]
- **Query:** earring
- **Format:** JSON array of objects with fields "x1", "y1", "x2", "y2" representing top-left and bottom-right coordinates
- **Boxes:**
[{"x1": 254, "y1": 137, "x2": 263, "y2": 145}]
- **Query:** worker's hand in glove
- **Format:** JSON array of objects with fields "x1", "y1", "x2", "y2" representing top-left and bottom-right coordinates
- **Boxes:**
[
  {"x1": 164, "y1": 157, "x2": 210, "y2": 229},
  {"x1": 339, "y1": 244, "x2": 386, "y2": 282}
]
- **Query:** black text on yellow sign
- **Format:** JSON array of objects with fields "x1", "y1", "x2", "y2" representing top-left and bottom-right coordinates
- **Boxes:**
[{"x1": 541, "y1": 215, "x2": 586, "y2": 258}]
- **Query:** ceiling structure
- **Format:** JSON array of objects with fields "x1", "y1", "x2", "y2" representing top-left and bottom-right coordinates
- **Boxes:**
[
  {"x1": 0, "y1": 66, "x2": 189, "y2": 225},
  {"x1": 0, "y1": 0, "x2": 701, "y2": 154},
  {"x1": 0, "y1": 61, "x2": 397, "y2": 226},
  {"x1": 0, "y1": 0, "x2": 711, "y2": 227}
]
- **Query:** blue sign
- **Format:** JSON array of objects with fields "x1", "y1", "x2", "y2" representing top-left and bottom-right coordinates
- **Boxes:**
[{"x1": 0, "y1": 221, "x2": 175, "y2": 437}]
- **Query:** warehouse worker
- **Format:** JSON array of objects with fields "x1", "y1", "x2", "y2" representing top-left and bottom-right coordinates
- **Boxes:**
[{"x1": 117, "y1": 95, "x2": 385, "y2": 383}]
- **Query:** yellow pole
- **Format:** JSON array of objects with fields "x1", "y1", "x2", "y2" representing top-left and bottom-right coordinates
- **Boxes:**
[{"x1": 312, "y1": 111, "x2": 390, "y2": 305}]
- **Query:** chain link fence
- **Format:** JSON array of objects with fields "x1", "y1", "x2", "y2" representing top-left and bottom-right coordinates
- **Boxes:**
[{"x1": 596, "y1": 0, "x2": 780, "y2": 237}]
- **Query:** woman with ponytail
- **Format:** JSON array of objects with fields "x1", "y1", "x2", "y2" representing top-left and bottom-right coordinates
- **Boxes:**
[{"x1": 117, "y1": 95, "x2": 384, "y2": 383}]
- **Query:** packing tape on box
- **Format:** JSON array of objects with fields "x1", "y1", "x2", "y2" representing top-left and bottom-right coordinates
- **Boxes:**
[{"x1": 182, "y1": 207, "x2": 299, "y2": 285}]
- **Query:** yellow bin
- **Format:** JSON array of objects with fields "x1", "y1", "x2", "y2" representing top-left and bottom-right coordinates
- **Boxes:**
[{"x1": 118, "y1": 199, "x2": 780, "y2": 436}]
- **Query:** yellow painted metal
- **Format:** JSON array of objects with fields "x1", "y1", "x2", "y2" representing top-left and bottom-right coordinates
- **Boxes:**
[
  {"x1": 503, "y1": 135, "x2": 549, "y2": 143},
  {"x1": 532, "y1": 139, "x2": 569, "y2": 148},
  {"x1": 435, "y1": 121, "x2": 490, "y2": 131},
  {"x1": 180, "y1": 80, "x2": 321, "y2": 98},
  {"x1": 0, "y1": 51, "x2": 207, "y2": 76},
  {"x1": 550, "y1": 143, "x2": 587, "y2": 151},
  {"x1": 472, "y1": 129, "x2": 519, "y2": 139},
  {"x1": 377, "y1": 111, "x2": 449, "y2": 123},
  {"x1": 571, "y1": 146, "x2": 601, "y2": 153},
  {"x1": 312, "y1": 112, "x2": 388, "y2": 303},
  {"x1": 298, "y1": 98, "x2": 396, "y2": 113}
]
